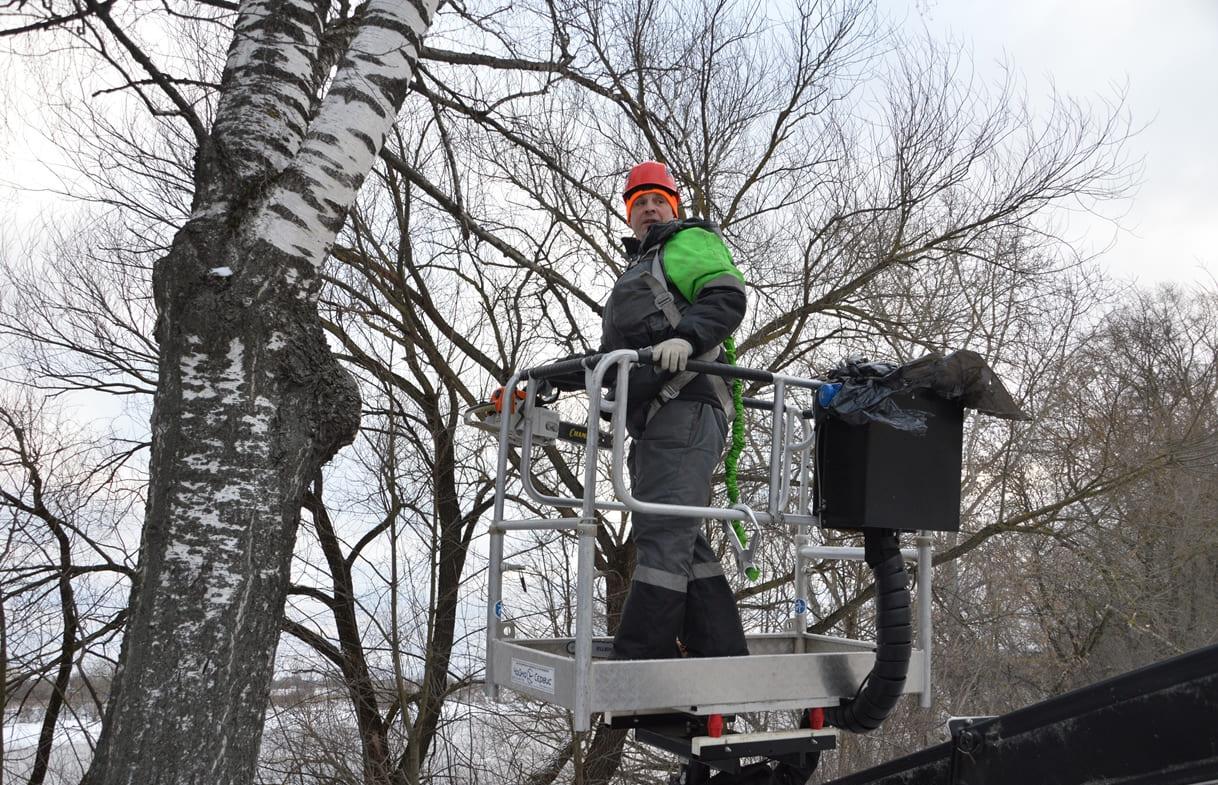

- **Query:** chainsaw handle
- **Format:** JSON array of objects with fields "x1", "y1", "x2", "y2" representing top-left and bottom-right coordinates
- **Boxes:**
[{"x1": 491, "y1": 381, "x2": 559, "y2": 413}]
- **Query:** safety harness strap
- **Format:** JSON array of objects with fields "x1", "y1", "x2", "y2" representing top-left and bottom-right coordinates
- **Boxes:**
[
  {"x1": 639, "y1": 247, "x2": 734, "y2": 424},
  {"x1": 640, "y1": 247, "x2": 686, "y2": 324}
]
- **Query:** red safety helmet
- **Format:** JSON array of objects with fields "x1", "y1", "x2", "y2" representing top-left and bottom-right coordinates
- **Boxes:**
[
  {"x1": 623, "y1": 161, "x2": 679, "y2": 201},
  {"x1": 623, "y1": 161, "x2": 680, "y2": 220}
]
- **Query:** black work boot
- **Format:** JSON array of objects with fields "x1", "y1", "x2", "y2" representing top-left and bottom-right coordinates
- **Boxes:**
[
  {"x1": 681, "y1": 574, "x2": 748, "y2": 657},
  {"x1": 612, "y1": 580, "x2": 685, "y2": 659}
]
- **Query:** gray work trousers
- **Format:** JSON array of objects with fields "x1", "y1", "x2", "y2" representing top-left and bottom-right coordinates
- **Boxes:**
[{"x1": 612, "y1": 400, "x2": 749, "y2": 659}]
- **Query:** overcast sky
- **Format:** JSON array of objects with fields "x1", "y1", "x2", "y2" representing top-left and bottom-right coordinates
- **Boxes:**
[
  {"x1": 883, "y1": 0, "x2": 1218, "y2": 287},
  {"x1": 3, "y1": 1, "x2": 1216, "y2": 288}
]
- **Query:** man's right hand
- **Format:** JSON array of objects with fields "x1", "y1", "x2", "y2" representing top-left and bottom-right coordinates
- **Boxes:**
[{"x1": 652, "y1": 337, "x2": 694, "y2": 372}]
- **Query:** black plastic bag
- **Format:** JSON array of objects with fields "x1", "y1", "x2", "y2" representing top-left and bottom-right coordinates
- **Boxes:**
[{"x1": 819, "y1": 350, "x2": 1028, "y2": 433}]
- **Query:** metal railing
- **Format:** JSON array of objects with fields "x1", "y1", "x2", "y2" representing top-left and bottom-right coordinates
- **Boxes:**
[{"x1": 483, "y1": 350, "x2": 934, "y2": 730}]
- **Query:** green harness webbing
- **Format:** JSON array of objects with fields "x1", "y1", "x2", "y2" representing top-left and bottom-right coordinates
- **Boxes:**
[{"x1": 723, "y1": 337, "x2": 760, "y2": 581}]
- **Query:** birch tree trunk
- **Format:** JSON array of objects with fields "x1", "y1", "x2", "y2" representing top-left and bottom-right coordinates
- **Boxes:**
[{"x1": 82, "y1": 2, "x2": 441, "y2": 783}]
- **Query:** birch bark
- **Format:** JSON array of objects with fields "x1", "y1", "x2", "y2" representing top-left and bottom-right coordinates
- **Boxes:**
[{"x1": 82, "y1": 2, "x2": 441, "y2": 783}]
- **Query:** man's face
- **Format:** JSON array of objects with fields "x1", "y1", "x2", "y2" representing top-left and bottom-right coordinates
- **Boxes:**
[{"x1": 629, "y1": 191, "x2": 676, "y2": 240}]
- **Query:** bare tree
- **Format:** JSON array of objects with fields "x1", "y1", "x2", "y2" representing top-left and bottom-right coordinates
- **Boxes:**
[
  {"x1": 0, "y1": 398, "x2": 137, "y2": 785},
  {"x1": 6, "y1": 0, "x2": 445, "y2": 780},
  {"x1": 1028, "y1": 286, "x2": 1218, "y2": 683}
]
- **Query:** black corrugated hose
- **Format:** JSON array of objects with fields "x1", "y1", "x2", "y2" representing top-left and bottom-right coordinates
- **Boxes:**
[{"x1": 824, "y1": 529, "x2": 913, "y2": 733}]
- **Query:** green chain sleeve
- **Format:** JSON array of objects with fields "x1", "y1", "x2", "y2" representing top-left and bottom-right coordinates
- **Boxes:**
[{"x1": 724, "y1": 337, "x2": 760, "y2": 581}]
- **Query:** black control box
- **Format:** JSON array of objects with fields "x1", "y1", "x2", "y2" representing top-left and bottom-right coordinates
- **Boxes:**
[{"x1": 814, "y1": 390, "x2": 964, "y2": 532}]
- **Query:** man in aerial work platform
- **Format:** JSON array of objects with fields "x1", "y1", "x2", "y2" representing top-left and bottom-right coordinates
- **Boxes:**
[{"x1": 605, "y1": 161, "x2": 750, "y2": 660}]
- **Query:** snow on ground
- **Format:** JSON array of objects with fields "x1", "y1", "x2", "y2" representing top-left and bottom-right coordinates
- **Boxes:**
[
  {"x1": 3, "y1": 697, "x2": 576, "y2": 784},
  {"x1": 3, "y1": 717, "x2": 100, "y2": 784},
  {"x1": 4, "y1": 694, "x2": 675, "y2": 784},
  {"x1": 4, "y1": 718, "x2": 102, "y2": 749}
]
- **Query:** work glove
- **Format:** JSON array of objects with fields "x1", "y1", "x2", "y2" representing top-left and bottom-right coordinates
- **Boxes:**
[{"x1": 652, "y1": 337, "x2": 693, "y2": 373}]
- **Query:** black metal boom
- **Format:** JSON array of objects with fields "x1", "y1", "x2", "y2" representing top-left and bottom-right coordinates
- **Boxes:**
[{"x1": 823, "y1": 643, "x2": 1218, "y2": 785}]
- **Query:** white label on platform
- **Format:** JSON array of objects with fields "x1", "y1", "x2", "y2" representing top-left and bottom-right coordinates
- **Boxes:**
[{"x1": 510, "y1": 659, "x2": 556, "y2": 695}]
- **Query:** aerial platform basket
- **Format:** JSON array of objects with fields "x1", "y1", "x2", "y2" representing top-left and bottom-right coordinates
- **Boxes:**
[{"x1": 475, "y1": 350, "x2": 936, "y2": 737}]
